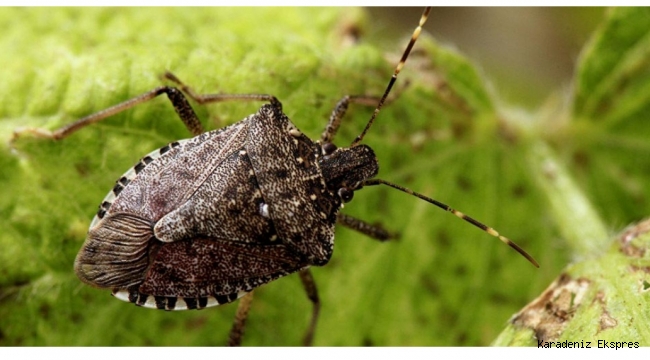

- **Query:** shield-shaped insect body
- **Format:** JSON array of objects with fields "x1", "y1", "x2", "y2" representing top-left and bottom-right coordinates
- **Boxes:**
[{"x1": 74, "y1": 100, "x2": 375, "y2": 308}]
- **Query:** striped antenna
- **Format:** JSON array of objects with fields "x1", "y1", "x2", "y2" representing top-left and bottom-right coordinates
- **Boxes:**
[
  {"x1": 351, "y1": 7, "x2": 431, "y2": 147},
  {"x1": 363, "y1": 179, "x2": 540, "y2": 268}
]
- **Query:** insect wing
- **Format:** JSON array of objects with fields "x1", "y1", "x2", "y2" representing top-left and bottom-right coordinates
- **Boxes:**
[{"x1": 131, "y1": 237, "x2": 306, "y2": 310}]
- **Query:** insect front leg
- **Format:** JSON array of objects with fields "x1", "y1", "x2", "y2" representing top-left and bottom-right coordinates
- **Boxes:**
[
  {"x1": 337, "y1": 213, "x2": 397, "y2": 241},
  {"x1": 320, "y1": 95, "x2": 380, "y2": 145},
  {"x1": 12, "y1": 86, "x2": 205, "y2": 144},
  {"x1": 228, "y1": 291, "x2": 254, "y2": 346}
]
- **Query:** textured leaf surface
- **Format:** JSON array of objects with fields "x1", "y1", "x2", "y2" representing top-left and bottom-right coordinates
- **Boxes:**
[
  {"x1": 495, "y1": 7, "x2": 650, "y2": 346},
  {"x1": 570, "y1": 7, "x2": 650, "y2": 226},
  {"x1": 495, "y1": 219, "x2": 650, "y2": 347},
  {"x1": 0, "y1": 7, "x2": 646, "y2": 346}
]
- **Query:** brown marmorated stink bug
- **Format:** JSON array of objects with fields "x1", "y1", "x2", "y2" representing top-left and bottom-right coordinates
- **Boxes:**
[{"x1": 13, "y1": 7, "x2": 538, "y2": 346}]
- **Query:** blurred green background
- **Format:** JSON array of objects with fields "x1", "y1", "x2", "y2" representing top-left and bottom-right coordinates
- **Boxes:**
[
  {"x1": 371, "y1": 7, "x2": 605, "y2": 107},
  {"x1": 2, "y1": 7, "x2": 649, "y2": 346}
]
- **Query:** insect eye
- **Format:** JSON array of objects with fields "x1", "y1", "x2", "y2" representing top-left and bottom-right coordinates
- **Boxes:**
[
  {"x1": 322, "y1": 142, "x2": 337, "y2": 156},
  {"x1": 337, "y1": 187, "x2": 354, "y2": 203}
]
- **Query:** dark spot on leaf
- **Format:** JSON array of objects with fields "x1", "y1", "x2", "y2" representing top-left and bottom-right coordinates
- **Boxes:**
[
  {"x1": 437, "y1": 229, "x2": 450, "y2": 249},
  {"x1": 456, "y1": 175, "x2": 472, "y2": 191},
  {"x1": 572, "y1": 150, "x2": 590, "y2": 170},
  {"x1": 39, "y1": 304, "x2": 51, "y2": 319},
  {"x1": 454, "y1": 264, "x2": 467, "y2": 276},
  {"x1": 511, "y1": 183, "x2": 527, "y2": 198},
  {"x1": 489, "y1": 292, "x2": 510, "y2": 305},
  {"x1": 74, "y1": 160, "x2": 91, "y2": 177},
  {"x1": 455, "y1": 331, "x2": 468, "y2": 344},
  {"x1": 184, "y1": 315, "x2": 207, "y2": 330},
  {"x1": 70, "y1": 312, "x2": 82, "y2": 324},
  {"x1": 420, "y1": 274, "x2": 439, "y2": 296}
]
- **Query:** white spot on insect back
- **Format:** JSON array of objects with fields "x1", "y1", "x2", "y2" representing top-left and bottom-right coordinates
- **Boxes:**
[
  {"x1": 259, "y1": 203, "x2": 270, "y2": 218},
  {"x1": 289, "y1": 128, "x2": 301, "y2": 138}
]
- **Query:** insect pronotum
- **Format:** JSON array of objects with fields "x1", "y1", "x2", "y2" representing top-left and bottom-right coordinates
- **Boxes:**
[{"x1": 13, "y1": 7, "x2": 538, "y2": 346}]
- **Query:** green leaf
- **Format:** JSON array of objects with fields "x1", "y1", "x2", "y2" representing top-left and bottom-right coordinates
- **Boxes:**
[
  {"x1": 494, "y1": 218, "x2": 650, "y2": 347},
  {"x1": 494, "y1": 7, "x2": 650, "y2": 345},
  {"x1": 566, "y1": 7, "x2": 650, "y2": 227},
  {"x1": 1, "y1": 7, "x2": 647, "y2": 347},
  {"x1": 574, "y1": 7, "x2": 650, "y2": 126}
]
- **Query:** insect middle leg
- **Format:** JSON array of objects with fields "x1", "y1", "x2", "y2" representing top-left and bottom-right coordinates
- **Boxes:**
[
  {"x1": 337, "y1": 213, "x2": 397, "y2": 241},
  {"x1": 227, "y1": 269, "x2": 321, "y2": 346}
]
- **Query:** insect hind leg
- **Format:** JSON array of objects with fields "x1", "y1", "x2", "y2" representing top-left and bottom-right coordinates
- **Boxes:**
[
  {"x1": 228, "y1": 291, "x2": 254, "y2": 346},
  {"x1": 299, "y1": 268, "x2": 320, "y2": 346},
  {"x1": 163, "y1": 71, "x2": 282, "y2": 110},
  {"x1": 12, "y1": 86, "x2": 205, "y2": 144}
]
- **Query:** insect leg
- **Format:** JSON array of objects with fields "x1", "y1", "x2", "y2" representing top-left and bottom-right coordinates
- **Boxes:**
[
  {"x1": 320, "y1": 95, "x2": 380, "y2": 144},
  {"x1": 227, "y1": 291, "x2": 254, "y2": 346},
  {"x1": 164, "y1": 72, "x2": 282, "y2": 109},
  {"x1": 299, "y1": 268, "x2": 320, "y2": 346},
  {"x1": 337, "y1": 213, "x2": 397, "y2": 241},
  {"x1": 12, "y1": 86, "x2": 205, "y2": 143}
]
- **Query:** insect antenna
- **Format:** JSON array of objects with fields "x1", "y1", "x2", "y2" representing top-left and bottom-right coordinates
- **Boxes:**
[
  {"x1": 351, "y1": 6, "x2": 431, "y2": 147},
  {"x1": 362, "y1": 178, "x2": 540, "y2": 268}
]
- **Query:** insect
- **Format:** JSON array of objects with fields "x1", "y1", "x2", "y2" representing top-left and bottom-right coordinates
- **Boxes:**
[{"x1": 13, "y1": 7, "x2": 538, "y2": 346}]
